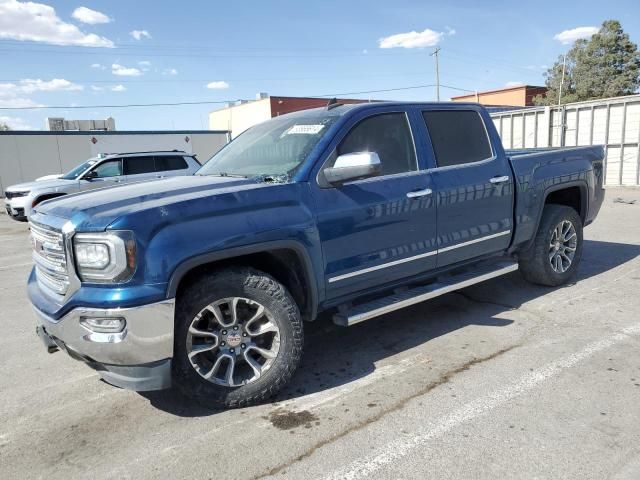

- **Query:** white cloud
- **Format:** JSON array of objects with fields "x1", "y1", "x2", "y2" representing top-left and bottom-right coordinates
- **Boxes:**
[
  {"x1": 71, "y1": 6, "x2": 111, "y2": 25},
  {"x1": 0, "y1": 115, "x2": 33, "y2": 130},
  {"x1": 163, "y1": 68, "x2": 178, "y2": 76},
  {"x1": 505, "y1": 81, "x2": 524, "y2": 88},
  {"x1": 554, "y1": 26, "x2": 598, "y2": 44},
  {"x1": 206, "y1": 81, "x2": 230, "y2": 89},
  {"x1": 111, "y1": 84, "x2": 126, "y2": 92},
  {"x1": 0, "y1": 97, "x2": 43, "y2": 108},
  {"x1": 90, "y1": 85, "x2": 103, "y2": 91},
  {"x1": 379, "y1": 28, "x2": 443, "y2": 49},
  {"x1": 138, "y1": 60, "x2": 151, "y2": 67},
  {"x1": 130, "y1": 29, "x2": 151, "y2": 40},
  {"x1": 112, "y1": 63, "x2": 142, "y2": 76},
  {"x1": 0, "y1": 78, "x2": 82, "y2": 96},
  {"x1": 0, "y1": 0, "x2": 114, "y2": 47},
  {"x1": 90, "y1": 63, "x2": 106, "y2": 69},
  {"x1": 445, "y1": 26, "x2": 456, "y2": 36},
  {"x1": 19, "y1": 78, "x2": 83, "y2": 93}
]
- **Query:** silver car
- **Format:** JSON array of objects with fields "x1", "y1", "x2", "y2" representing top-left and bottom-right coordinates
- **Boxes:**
[{"x1": 4, "y1": 151, "x2": 201, "y2": 221}]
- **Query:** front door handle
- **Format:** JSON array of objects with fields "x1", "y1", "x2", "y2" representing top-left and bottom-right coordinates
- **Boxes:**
[
  {"x1": 489, "y1": 175, "x2": 510, "y2": 184},
  {"x1": 406, "y1": 188, "x2": 433, "y2": 199}
]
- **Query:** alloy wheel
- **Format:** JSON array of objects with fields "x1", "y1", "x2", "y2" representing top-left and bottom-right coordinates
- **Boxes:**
[
  {"x1": 186, "y1": 297, "x2": 281, "y2": 387},
  {"x1": 548, "y1": 220, "x2": 577, "y2": 273}
]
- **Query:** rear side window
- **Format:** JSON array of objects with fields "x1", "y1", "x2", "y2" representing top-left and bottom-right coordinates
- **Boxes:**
[
  {"x1": 155, "y1": 155, "x2": 189, "y2": 172},
  {"x1": 422, "y1": 111, "x2": 492, "y2": 168},
  {"x1": 124, "y1": 156, "x2": 155, "y2": 175},
  {"x1": 338, "y1": 113, "x2": 417, "y2": 176}
]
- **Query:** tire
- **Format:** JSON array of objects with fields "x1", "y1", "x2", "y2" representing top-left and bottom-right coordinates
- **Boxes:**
[
  {"x1": 173, "y1": 267, "x2": 303, "y2": 408},
  {"x1": 518, "y1": 204, "x2": 583, "y2": 287}
]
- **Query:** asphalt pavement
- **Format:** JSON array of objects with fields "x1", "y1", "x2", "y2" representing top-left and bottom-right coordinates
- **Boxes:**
[{"x1": 1, "y1": 187, "x2": 639, "y2": 480}]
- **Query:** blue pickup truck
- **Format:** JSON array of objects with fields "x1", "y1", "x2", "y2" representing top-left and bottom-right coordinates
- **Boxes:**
[{"x1": 28, "y1": 102, "x2": 604, "y2": 408}]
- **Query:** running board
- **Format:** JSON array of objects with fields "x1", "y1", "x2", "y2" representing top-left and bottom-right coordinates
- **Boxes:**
[{"x1": 333, "y1": 261, "x2": 518, "y2": 326}]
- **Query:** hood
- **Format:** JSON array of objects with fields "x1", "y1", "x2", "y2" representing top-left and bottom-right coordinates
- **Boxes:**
[
  {"x1": 34, "y1": 175, "x2": 265, "y2": 230},
  {"x1": 6, "y1": 178, "x2": 76, "y2": 193},
  {"x1": 35, "y1": 174, "x2": 63, "y2": 181}
]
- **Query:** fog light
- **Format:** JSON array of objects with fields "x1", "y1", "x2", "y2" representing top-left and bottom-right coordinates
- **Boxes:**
[{"x1": 80, "y1": 316, "x2": 126, "y2": 333}]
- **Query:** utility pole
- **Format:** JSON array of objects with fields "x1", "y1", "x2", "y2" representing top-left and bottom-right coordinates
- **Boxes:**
[
  {"x1": 558, "y1": 53, "x2": 566, "y2": 106},
  {"x1": 431, "y1": 47, "x2": 441, "y2": 101}
]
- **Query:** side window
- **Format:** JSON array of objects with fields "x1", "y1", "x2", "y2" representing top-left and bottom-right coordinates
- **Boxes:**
[
  {"x1": 124, "y1": 156, "x2": 155, "y2": 175},
  {"x1": 92, "y1": 159, "x2": 122, "y2": 178},
  {"x1": 422, "y1": 110, "x2": 493, "y2": 168},
  {"x1": 155, "y1": 155, "x2": 189, "y2": 172},
  {"x1": 337, "y1": 113, "x2": 417, "y2": 176}
]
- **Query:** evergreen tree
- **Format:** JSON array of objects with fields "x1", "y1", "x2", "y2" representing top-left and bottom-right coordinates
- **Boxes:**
[{"x1": 534, "y1": 20, "x2": 640, "y2": 105}]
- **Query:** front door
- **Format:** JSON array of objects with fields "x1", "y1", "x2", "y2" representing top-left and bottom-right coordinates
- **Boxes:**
[
  {"x1": 312, "y1": 111, "x2": 438, "y2": 300},
  {"x1": 81, "y1": 158, "x2": 126, "y2": 191},
  {"x1": 421, "y1": 109, "x2": 514, "y2": 267}
]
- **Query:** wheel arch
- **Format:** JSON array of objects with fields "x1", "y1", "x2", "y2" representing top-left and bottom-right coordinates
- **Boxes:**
[
  {"x1": 167, "y1": 241, "x2": 318, "y2": 321},
  {"x1": 522, "y1": 180, "x2": 588, "y2": 252},
  {"x1": 32, "y1": 192, "x2": 67, "y2": 207}
]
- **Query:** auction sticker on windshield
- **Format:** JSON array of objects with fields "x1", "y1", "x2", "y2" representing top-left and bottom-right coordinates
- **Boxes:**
[{"x1": 284, "y1": 124, "x2": 325, "y2": 135}]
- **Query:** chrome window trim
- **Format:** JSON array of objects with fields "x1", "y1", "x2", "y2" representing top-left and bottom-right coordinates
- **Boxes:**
[
  {"x1": 316, "y1": 110, "x2": 419, "y2": 187},
  {"x1": 328, "y1": 230, "x2": 511, "y2": 283}
]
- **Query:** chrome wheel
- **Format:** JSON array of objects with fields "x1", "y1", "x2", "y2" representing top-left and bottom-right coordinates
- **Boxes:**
[
  {"x1": 548, "y1": 220, "x2": 577, "y2": 273},
  {"x1": 186, "y1": 297, "x2": 281, "y2": 387}
]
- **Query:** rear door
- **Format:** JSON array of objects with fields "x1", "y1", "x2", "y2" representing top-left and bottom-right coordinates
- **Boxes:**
[
  {"x1": 154, "y1": 155, "x2": 193, "y2": 178},
  {"x1": 123, "y1": 156, "x2": 157, "y2": 183},
  {"x1": 420, "y1": 108, "x2": 514, "y2": 267}
]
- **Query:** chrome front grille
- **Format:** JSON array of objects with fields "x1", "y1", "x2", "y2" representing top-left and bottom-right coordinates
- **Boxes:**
[{"x1": 29, "y1": 221, "x2": 69, "y2": 295}]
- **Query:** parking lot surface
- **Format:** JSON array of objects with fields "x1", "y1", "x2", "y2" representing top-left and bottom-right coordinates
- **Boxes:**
[{"x1": 1, "y1": 187, "x2": 639, "y2": 480}]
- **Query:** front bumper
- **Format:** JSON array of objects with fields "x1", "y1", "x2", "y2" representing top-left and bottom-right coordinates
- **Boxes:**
[
  {"x1": 33, "y1": 299, "x2": 175, "y2": 391},
  {"x1": 4, "y1": 196, "x2": 28, "y2": 220}
]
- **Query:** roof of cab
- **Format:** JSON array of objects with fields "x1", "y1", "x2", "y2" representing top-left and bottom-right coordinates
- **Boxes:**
[{"x1": 284, "y1": 101, "x2": 484, "y2": 118}]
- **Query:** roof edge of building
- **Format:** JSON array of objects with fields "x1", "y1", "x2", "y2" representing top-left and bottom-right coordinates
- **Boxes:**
[{"x1": 451, "y1": 84, "x2": 546, "y2": 99}]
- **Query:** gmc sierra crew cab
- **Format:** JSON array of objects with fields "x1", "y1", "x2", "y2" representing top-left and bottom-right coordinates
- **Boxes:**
[{"x1": 28, "y1": 102, "x2": 604, "y2": 408}]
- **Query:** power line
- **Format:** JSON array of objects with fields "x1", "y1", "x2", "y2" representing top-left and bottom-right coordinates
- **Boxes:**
[
  {"x1": 0, "y1": 46, "x2": 428, "y2": 59},
  {"x1": 0, "y1": 71, "x2": 435, "y2": 85},
  {"x1": 0, "y1": 83, "x2": 475, "y2": 110}
]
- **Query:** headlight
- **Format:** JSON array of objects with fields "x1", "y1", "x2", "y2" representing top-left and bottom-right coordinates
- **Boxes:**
[{"x1": 73, "y1": 231, "x2": 136, "y2": 283}]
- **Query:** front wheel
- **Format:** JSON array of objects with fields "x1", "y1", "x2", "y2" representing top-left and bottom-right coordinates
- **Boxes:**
[
  {"x1": 518, "y1": 204, "x2": 583, "y2": 286},
  {"x1": 173, "y1": 267, "x2": 303, "y2": 408}
]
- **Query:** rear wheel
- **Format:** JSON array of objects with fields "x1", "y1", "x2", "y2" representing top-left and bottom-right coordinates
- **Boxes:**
[
  {"x1": 173, "y1": 267, "x2": 303, "y2": 408},
  {"x1": 519, "y1": 204, "x2": 583, "y2": 286}
]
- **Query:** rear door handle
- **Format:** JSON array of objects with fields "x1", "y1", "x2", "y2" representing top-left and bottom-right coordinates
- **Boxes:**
[
  {"x1": 489, "y1": 175, "x2": 510, "y2": 184},
  {"x1": 406, "y1": 188, "x2": 433, "y2": 198}
]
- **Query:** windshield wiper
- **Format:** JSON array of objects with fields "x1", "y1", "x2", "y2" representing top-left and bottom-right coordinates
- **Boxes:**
[{"x1": 201, "y1": 172, "x2": 248, "y2": 178}]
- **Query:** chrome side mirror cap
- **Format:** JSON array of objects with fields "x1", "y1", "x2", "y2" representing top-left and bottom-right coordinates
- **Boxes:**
[{"x1": 324, "y1": 152, "x2": 382, "y2": 185}]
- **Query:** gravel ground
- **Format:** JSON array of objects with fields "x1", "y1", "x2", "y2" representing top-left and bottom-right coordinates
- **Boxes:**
[{"x1": 1, "y1": 187, "x2": 639, "y2": 480}]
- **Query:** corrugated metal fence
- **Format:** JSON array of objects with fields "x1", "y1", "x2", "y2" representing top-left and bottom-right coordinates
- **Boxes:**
[{"x1": 490, "y1": 94, "x2": 640, "y2": 186}]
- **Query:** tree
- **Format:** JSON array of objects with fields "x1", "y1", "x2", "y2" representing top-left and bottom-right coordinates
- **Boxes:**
[
  {"x1": 0, "y1": 123, "x2": 10, "y2": 131},
  {"x1": 534, "y1": 20, "x2": 640, "y2": 105}
]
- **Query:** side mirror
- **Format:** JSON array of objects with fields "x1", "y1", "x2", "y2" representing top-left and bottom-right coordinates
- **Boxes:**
[
  {"x1": 324, "y1": 152, "x2": 382, "y2": 185},
  {"x1": 82, "y1": 170, "x2": 97, "y2": 181}
]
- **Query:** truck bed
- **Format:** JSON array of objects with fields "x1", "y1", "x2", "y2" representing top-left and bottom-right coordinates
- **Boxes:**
[{"x1": 505, "y1": 146, "x2": 604, "y2": 159}]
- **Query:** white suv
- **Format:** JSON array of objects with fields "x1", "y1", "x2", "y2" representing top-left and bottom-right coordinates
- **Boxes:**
[{"x1": 4, "y1": 151, "x2": 201, "y2": 221}]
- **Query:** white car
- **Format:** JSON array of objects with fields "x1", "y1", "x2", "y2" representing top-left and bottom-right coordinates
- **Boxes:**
[{"x1": 4, "y1": 151, "x2": 201, "y2": 221}]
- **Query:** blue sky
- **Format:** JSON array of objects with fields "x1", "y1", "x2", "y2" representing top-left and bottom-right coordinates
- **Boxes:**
[{"x1": 0, "y1": 0, "x2": 638, "y2": 130}]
